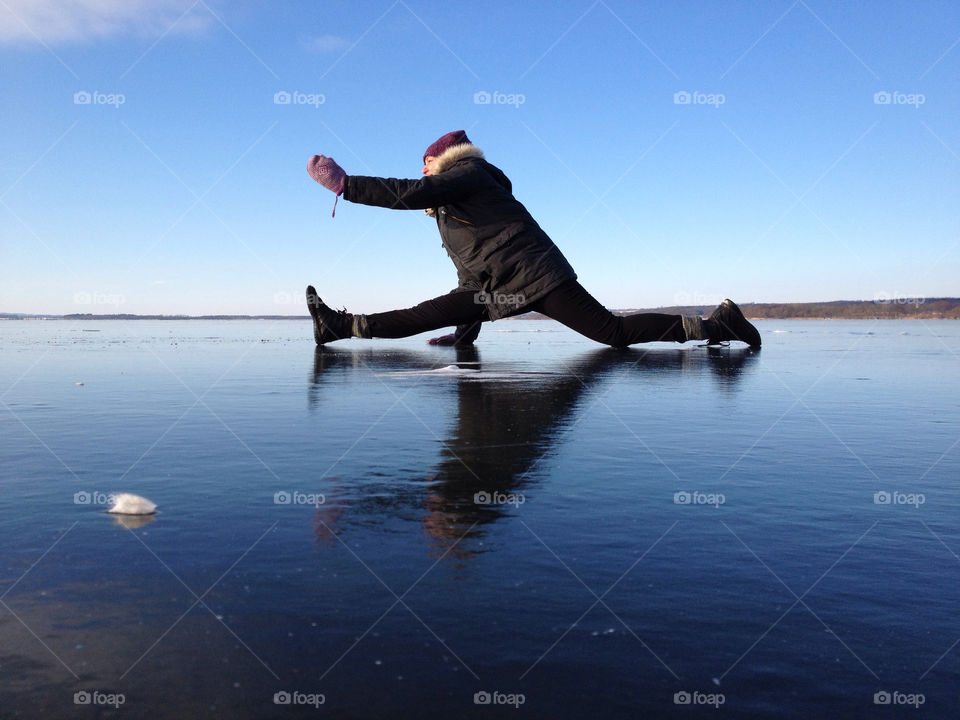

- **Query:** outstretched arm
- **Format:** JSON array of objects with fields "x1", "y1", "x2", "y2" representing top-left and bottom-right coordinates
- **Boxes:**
[
  {"x1": 306, "y1": 153, "x2": 485, "y2": 211},
  {"x1": 343, "y1": 169, "x2": 481, "y2": 210}
]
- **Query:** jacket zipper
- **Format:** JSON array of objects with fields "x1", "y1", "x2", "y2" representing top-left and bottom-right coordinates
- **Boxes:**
[{"x1": 441, "y1": 209, "x2": 473, "y2": 225}]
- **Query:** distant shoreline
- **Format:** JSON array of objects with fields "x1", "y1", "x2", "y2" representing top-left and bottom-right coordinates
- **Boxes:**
[{"x1": 2, "y1": 298, "x2": 958, "y2": 321}]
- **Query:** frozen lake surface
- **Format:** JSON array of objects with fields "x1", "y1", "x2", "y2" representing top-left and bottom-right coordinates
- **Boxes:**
[{"x1": 1, "y1": 318, "x2": 958, "y2": 718}]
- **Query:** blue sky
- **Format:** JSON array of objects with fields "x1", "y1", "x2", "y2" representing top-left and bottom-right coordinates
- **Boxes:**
[{"x1": 1, "y1": 0, "x2": 957, "y2": 315}]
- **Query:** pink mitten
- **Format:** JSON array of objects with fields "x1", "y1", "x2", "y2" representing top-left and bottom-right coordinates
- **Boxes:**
[{"x1": 307, "y1": 155, "x2": 347, "y2": 216}]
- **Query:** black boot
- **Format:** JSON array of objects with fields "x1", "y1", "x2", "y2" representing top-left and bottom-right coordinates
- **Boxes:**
[
  {"x1": 704, "y1": 299, "x2": 761, "y2": 347},
  {"x1": 306, "y1": 285, "x2": 354, "y2": 345}
]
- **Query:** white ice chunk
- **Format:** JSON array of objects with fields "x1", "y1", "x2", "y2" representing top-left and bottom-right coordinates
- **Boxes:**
[{"x1": 107, "y1": 493, "x2": 156, "y2": 515}]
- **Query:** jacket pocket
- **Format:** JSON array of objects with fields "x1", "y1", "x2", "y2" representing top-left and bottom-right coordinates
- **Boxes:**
[{"x1": 478, "y1": 221, "x2": 524, "y2": 262}]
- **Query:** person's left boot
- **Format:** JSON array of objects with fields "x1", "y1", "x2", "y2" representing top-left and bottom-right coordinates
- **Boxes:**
[
  {"x1": 704, "y1": 299, "x2": 761, "y2": 347},
  {"x1": 427, "y1": 333, "x2": 458, "y2": 346},
  {"x1": 428, "y1": 322, "x2": 481, "y2": 346},
  {"x1": 306, "y1": 285, "x2": 354, "y2": 345}
]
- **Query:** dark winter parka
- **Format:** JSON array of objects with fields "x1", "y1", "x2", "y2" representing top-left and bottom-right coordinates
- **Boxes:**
[{"x1": 342, "y1": 143, "x2": 576, "y2": 320}]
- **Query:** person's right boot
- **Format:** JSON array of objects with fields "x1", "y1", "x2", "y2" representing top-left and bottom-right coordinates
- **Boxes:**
[
  {"x1": 704, "y1": 299, "x2": 761, "y2": 347},
  {"x1": 306, "y1": 285, "x2": 355, "y2": 345},
  {"x1": 682, "y1": 299, "x2": 761, "y2": 347}
]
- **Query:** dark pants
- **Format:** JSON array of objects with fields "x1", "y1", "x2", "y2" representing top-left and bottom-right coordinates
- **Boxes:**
[{"x1": 363, "y1": 279, "x2": 685, "y2": 347}]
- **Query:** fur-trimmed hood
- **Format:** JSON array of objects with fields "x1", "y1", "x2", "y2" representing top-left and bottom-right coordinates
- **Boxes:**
[{"x1": 432, "y1": 143, "x2": 484, "y2": 174}]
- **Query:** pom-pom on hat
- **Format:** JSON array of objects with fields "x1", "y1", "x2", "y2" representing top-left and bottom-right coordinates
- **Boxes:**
[{"x1": 423, "y1": 130, "x2": 471, "y2": 163}]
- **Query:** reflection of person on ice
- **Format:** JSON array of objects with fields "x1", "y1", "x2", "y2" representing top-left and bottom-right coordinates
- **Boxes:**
[{"x1": 305, "y1": 130, "x2": 761, "y2": 349}]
